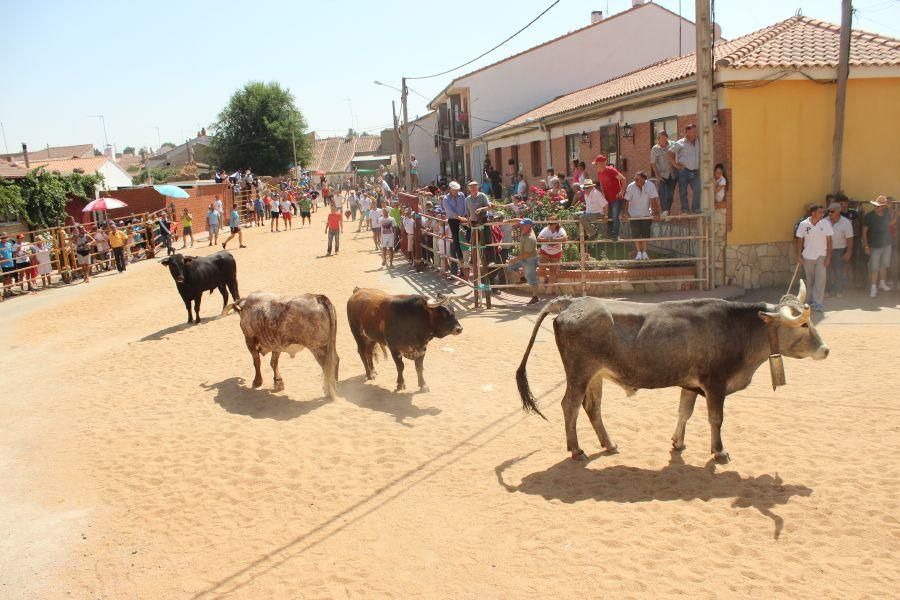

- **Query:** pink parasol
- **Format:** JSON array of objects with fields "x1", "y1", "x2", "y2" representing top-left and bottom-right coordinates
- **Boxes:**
[{"x1": 82, "y1": 197, "x2": 128, "y2": 212}]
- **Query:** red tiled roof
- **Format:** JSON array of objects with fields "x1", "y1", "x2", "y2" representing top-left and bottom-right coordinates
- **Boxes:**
[
  {"x1": 0, "y1": 143, "x2": 95, "y2": 162},
  {"x1": 28, "y1": 156, "x2": 111, "y2": 174},
  {"x1": 308, "y1": 135, "x2": 382, "y2": 173},
  {"x1": 483, "y1": 16, "x2": 900, "y2": 137}
]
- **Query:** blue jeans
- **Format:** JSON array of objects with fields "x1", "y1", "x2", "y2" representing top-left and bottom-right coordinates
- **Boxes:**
[
  {"x1": 327, "y1": 230, "x2": 340, "y2": 253},
  {"x1": 607, "y1": 201, "x2": 623, "y2": 239},
  {"x1": 676, "y1": 168, "x2": 701, "y2": 213},
  {"x1": 657, "y1": 176, "x2": 677, "y2": 213}
]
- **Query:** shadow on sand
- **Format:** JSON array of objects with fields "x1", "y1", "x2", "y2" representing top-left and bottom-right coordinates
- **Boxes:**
[
  {"x1": 201, "y1": 377, "x2": 330, "y2": 421},
  {"x1": 495, "y1": 450, "x2": 812, "y2": 539},
  {"x1": 139, "y1": 313, "x2": 228, "y2": 342},
  {"x1": 339, "y1": 374, "x2": 440, "y2": 427}
]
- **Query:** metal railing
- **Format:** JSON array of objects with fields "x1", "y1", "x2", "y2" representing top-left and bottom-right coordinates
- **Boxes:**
[{"x1": 411, "y1": 201, "x2": 711, "y2": 308}]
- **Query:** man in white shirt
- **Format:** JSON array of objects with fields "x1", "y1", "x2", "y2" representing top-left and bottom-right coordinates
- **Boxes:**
[
  {"x1": 825, "y1": 201, "x2": 853, "y2": 297},
  {"x1": 578, "y1": 179, "x2": 607, "y2": 241},
  {"x1": 516, "y1": 175, "x2": 528, "y2": 197},
  {"x1": 795, "y1": 204, "x2": 833, "y2": 312},
  {"x1": 622, "y1": 172, "x2": 660, "y2": 260}
]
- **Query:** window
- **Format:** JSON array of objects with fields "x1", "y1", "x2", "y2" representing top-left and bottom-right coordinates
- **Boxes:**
[
  {"x1": 565, "y1": 134, "x2": 581, "y2": 174},
  {"x1": 529, "y1": 141, "x2": 541, "y2": 177},
  {"x1": 650, "y1": 116, "x2": 679, "y2": 146},
  {"x1": 599, "y1": 125, "x2": 619, "y2": 169}
]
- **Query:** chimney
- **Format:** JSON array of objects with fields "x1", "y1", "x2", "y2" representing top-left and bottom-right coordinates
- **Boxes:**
[
  {"x1": 632, "y1": 0, "x2": 646, "y2": 7},
  {"x1": 591, "y1": 10, "x2": 603, "y2": 23},
  {"x1": 104, "y1": 145, "x2": 114, "y2": 160},
  {"x1": 22, "y1": 143, "x2": 30, "y2": 168}
]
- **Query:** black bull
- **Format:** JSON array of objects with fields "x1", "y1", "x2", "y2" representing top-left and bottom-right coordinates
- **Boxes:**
[
  {"x1": 516, "y1": 283, "x2": 829, "y2": 463},
  {"x1": 161, "y1": 251, "x2": 240, "y2": 323}
]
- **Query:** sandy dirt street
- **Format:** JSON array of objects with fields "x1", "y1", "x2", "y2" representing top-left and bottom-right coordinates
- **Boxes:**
[{"x1": 1, "y1": 214, "x2": 898, "y2": 599}]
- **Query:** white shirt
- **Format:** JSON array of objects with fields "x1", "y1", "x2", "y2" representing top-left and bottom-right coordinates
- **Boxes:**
[
  {"x1": 796, "y1": 217, "x2": 833, "y2": 260},
  {"x1": 537, "y1": 226, "x2": 566, "y2": 255},
  {"x1": 280, "y1": 200, "x2": 291, "y2": 212},
  {"x1": 584, "y1": 187, "x2": 608, "y2": 214},
  {"x1": 360, "y1": 196, "x2": 371, "y2": 211},
  {"x1": 715, "y1": 176, "x2": 727, "y2": 202},
  {"x1": 829, "y1": 215, "x2": 854, "y2": 250},
  {"x1": 624, "y1": 180, "x2": 658, "y2": 218},
  {"x1": 369, "y1": 209, "x2": 381, "y2": 227},
  {"x1": 402, "y1": 216, "x2": 415, "y2": 234},
  {"x1": 214, "y1": 199, "x2": 223, "y2": 214},
  {"x1": 516, "y1": 179, "x2": 528, "y2": 196}
]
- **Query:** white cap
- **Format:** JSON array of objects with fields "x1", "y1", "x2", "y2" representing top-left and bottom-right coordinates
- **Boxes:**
[{"x1": 449, "y1": 181, "x2": 461, "y2": 190}]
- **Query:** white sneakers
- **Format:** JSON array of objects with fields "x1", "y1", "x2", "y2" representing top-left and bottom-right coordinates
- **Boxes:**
[
  {"x1": 634, "y1": 252, "x2": 650, "y2": 260},
  {"x1": 870, "y1": 284, "x2": 878, "y2": 298},
  {"x1": 879, "y1": 280, "x2": 893, "y2": 292}
]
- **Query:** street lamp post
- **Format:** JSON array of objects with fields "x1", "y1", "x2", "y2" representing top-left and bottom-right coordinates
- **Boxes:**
[{"x1": 374, "y1": 79, "x2": 417, "y2": 192}]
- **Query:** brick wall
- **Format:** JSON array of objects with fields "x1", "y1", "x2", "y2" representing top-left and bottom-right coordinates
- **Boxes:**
[{"x1": 550, "y1": 137, "x2": 567, "y2": 178}]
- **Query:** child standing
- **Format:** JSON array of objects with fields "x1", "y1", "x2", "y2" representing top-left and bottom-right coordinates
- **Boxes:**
[
  {"x1": 34, "y1": 238, "x2": 52, "y2": 288},
  {"x1": 378, "y1": 207, "x2": 397, "y2": 268},
  {"x1": 298, "y1": 194, "x2": 312, "y2": 227},
  {"x1": 402, "y1": 208, "x2": 416, "y2": 263},
  {"x1": 281, "y1": 197, "x2": 293, "y2": 230},
  {"x1": 181, "y1": 207, "x2": 194, "y2": 248},
  {"x1": 370, "y1": 207, "x2": 382, "y2": 249}
]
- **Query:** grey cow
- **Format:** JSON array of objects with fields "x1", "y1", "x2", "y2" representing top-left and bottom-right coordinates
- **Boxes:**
[
  {"x1": 224, "y1": 291, "x2": 340, "y2": 399},
  {"x1": 516, "y1": 281, "x2": 829, "y2": 462}
]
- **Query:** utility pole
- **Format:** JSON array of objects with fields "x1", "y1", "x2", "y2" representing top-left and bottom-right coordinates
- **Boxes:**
[
  {"x1": 22, "y1": 143, "x2": 30, "y2": 168},
  {"x1": 831, "y1": 0, "x2": 852, "y2": 194},
  {"x1": 695, "y1": 0, "x2": 715, "y2": 214},
  {"x1": 401, "y1": 77, "x2": 412, "y2": 191},
  {"x1": 392, "y1": 101, "x2": 402, "y2": 180},
  {"x1": 291, "y1": 124, "x2": 299, "y2": 180},
  {"x1": 695, "y1": 0, "x2": 716, "y2": 287},
  {"x1": 0, "y1": 122, "x2": 8, "y2": 154}
]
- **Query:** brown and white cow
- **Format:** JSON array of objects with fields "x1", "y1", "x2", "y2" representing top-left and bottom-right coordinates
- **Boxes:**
[{"x1": 224, "y1": 291, "x2": 339, "y2": 399}]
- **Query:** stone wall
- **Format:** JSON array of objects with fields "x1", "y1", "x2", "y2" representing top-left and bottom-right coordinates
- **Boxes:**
[{"x1": 725, "y1": 241, "x2": 796, "y2": 289}]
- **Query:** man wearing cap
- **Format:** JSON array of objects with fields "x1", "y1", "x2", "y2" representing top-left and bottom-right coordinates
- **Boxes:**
[
  {"x1": 466, "y1": 181, "x2": 493, "y2": 281},
  {"x1": 505, "y1": 218, "x2": 540, "y2": 306},
  {"x1": 862, "y1": 195, "x2": 895, "y2": 298},
  {"x1": 825, "y1": 201, "x2": 853, "y2": 298},
  {"x1": 578, "y1": 179, "x2": 608, "y2": 242},
  {"x1": 795, "y1": 203, "x2": 833, "y2": 312},
  {"x1": 593, "y1": 154, "x2": 627, "y2": 240},
  {"x1": 668, "y1": 124, "x2": 701, "y2": 213},
  {"x1": 442, "y1": 181, "x2": 467, "y2": 275},
  {"x1": 650, "y1": 130, "x2": 676, "y2": 216}
]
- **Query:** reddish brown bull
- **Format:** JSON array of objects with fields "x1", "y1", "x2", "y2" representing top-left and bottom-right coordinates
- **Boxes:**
[
  {"x1": 224, "y1": 291, "x2": 339, "y2": 399},
  {"x1": 346, "y1": 287, "x2": 466, "y2": 392}
]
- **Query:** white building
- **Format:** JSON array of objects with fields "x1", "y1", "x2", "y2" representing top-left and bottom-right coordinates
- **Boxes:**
[
  {"x1": 425, "y1": 1, "x2": 700, "y2": 181},
  {"x1": 27, "y1": 156, "x2": 134, "y2": 191},
  {"x1": 406, "y1": 112, "x2": 440, "y2": 187}
]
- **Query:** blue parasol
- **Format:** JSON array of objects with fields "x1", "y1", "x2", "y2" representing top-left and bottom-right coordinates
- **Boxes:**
[{"x1": 153, "y1": 184, "x2": 190, "y2": 199}]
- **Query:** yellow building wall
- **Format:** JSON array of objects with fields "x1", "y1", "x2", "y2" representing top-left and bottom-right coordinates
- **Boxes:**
[{"x1": 726, "y1": 78, "x2": 900, "y2": 246}]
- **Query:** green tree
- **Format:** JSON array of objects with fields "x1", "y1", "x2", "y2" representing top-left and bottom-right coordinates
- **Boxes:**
[
  {"x1": 210, "y1": 81, "x2": 310, "y2": 175},
  {"x1": 2, "y1": 168, "x2": 104, "y2": 228},
  {"x1": 122, "y1": 146, "x2": 136, "y2": 155}
]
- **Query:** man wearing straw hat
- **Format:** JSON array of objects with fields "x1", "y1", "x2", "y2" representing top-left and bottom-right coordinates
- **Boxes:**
[
  {"x1": 578, "y1": 178, "x2": 608, "y2": 242},
  {"x1": 862, "y1": 195, "x2": 896, "y2": 298}
]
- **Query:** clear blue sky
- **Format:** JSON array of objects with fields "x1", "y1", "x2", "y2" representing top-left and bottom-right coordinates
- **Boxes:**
[{"x1": 2, "y1": 0, "x2": 898, "y2": 155}]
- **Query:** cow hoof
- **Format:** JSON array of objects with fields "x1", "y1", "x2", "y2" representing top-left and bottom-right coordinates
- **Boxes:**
[
  {"x1": 252, "y1": 378, "x2": 263, "y2": 388},
  {"x1": 273, "y1": 381, "x2": 285, "y2": 392},
  {"x1": 671, "y1": 439, "x2": 686, "y2": 451},
  {"x1": 602, "y1": 443, "x2": 619, "y2": 454},
  {"x1": 570, "y1": 450, "x2": 588, "y2": 461},
  {"x1": 713, "y1": 450, "x2": 731, "y2": 463},
  {"x1": 419, "y1": 385, "x2": 430, "y2": 393},
  {"x1": 394, "y1": 384, "x2": 406, "y2": 392}
]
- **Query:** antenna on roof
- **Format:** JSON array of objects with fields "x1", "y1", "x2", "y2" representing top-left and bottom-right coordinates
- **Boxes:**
[{"x1": 795, "y1": 8, "x2": 802, "y2": 17}]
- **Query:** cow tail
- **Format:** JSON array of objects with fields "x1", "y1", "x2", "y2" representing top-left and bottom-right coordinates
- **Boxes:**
[
  {"x1": 222, "y1": 297, "x2": 245, "y2": 317},
  {"x1": 317, "y1": 295, "x2": 340, "y2": 399},
  {"x1": 516, "y1": 296, "x2": 573, "y2": 420}
]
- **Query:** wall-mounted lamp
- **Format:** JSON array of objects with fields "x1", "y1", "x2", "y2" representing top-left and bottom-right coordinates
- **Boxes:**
[
  {"x1": 580, "y1": 131, "x2": 590, "y2": 145},
  {"x1": 622, "y1": 123, "x2": 634, "y2": 141}
]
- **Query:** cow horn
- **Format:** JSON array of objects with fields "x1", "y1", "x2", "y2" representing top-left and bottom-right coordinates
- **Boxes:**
[
  {"x1": 778, "y1": 304, "x2": 810, "y2": 327},
  {"x1": 451, "y1": 289, "x2": 473, "y2": 300},
  {"x1": 426, "y1": 295, "x2": 449, "y2": 308},
  {"x1": 797, "y1": 279, "x2": 807, "y2": 305}
]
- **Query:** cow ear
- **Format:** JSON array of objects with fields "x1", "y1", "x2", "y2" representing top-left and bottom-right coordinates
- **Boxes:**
[
  {"x1": 758, "y1": 311, "x2": 777, "y2": 324},
  {"x1": 183, "y1": 256, "x2": 194, "y2": 264},
  {"x1": 160, "y1": 258, "x2": 170, "y2": 266}
]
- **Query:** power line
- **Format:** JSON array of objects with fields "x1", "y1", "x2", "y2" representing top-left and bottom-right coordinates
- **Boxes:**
[{"x1": 407, "y1": 0, "x2": 561, "y2": 80}]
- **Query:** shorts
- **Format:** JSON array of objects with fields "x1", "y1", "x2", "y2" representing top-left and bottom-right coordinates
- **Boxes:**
[
  {"x1": 76, "y1": 253, "x2": 92, "y2": 266},
  {"x1": 869, "y1": 245, "x2": 892, "y2": 272},
  {"x1": 231, "y1": 226, "x2": 241, "y2": 234},
  {"x1": 255, "y1": 209, "x2": 264, "y2": 216},
  {"x1": 271, "y1": 211, "x2": 280, "y2": 219},
  {"x1": 209, "y1": 224, "x2": 220, "y2": 234},
  {"x1": 282, "y1": 212, "x2": 292, "y2": 220},
  {"x1": 183, "y1": 226, "x2": 192, "y2": 235},
  {"x1": 300, "y1": 211, "x2": 311, "y2": 218},
  {"x1": 381, "y1": 234, "x2": 395, "y2": 249},
  {"x1": 540, "y1": 250, "x2": 562, "y2": 262},
  {"x1": 2, "y1": 263, "x2": 19, "y2": 281},
  {"x1": 630, "y1": 218, "x2": 652, "y2": 239}
]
